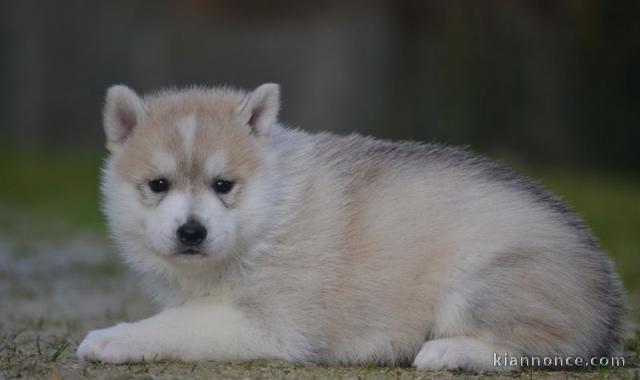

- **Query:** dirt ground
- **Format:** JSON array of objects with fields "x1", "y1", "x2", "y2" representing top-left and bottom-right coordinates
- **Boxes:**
[{"x1": 1, "y1": 236, "x2": 638, "y2": 379}]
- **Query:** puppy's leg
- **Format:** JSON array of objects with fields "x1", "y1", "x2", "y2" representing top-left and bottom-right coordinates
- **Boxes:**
[
  {"x1": 77, "y1": 302, "x2": 291, "y2": 364},
  {"x1": 413, "y1": 337, "x2": 516, "y2": 372}
]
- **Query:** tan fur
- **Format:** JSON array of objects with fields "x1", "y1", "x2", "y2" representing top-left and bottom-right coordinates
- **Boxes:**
[
  {"x1": 117, "y1": 89, "x2": 261, "y2": 186},
  {"x1": 78, "y1": 84, "x2": 627, "y2": 372}
]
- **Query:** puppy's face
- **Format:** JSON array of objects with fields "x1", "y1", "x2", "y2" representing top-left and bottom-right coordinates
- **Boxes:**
[{"x1": 101, "y1": 84, "x2": 280, "y2": 271}]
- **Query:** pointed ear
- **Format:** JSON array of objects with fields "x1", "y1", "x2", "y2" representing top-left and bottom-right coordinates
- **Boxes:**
[
  {"x1": 103, "y1": 85, "x2": 146, "y2": 152},
  {"x1": 236, "y1": 83, "x2": 280, "y2": 137}
]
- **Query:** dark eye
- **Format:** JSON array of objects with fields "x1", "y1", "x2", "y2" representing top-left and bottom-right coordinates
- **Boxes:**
[
  {"x1": 213, "y1": 179, "x2": 234, "y2": 194},
  {"x1": 148, "y1": 178, "x2": 170, "y2": 193}
]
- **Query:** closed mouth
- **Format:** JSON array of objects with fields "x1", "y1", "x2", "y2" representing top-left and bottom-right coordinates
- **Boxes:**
[{"x1": 177, "y1": 248, "x2": 206, "y2": 256}]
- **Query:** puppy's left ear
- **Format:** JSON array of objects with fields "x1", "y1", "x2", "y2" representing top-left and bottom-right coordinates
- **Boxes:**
[{"x1": 236, "y1": 83, "x2": 280, "y2": 137}]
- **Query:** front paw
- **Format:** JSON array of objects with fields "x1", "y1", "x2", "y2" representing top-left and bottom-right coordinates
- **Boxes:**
[{"x1": 77, "y1": 324, "x2": 153, "y2": 364}]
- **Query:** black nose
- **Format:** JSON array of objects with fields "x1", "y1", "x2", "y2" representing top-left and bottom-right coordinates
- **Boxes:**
[{"x1": 177, "y1": 220, "x2": 207, "y2": 246}]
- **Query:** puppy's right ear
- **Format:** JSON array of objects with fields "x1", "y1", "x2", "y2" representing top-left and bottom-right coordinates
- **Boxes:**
[{"x1": 103, "y1": 85, "x2": 146, "y2": 152}]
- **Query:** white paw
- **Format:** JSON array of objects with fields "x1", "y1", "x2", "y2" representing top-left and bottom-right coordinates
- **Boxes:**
[
  {"x1": 77, "y1": 324, "x2": 153, "y2": 364},
  {"x1": 413, "y1": 337, "x2": 512, "y2": 372}
]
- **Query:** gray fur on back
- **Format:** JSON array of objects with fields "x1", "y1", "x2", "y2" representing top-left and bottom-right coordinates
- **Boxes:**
[{"x1": 272, "y1": 128, "x2": 627, "y2": 361}]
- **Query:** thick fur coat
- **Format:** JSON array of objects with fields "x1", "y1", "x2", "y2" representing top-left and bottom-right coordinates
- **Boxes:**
[{"x1": 77, "y1": 84, "x2": 626, "y2": 371}]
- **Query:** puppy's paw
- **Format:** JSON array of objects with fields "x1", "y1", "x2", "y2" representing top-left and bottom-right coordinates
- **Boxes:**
[
  {"x1": 77, "y1": 324, "x2": 154, "y2": 364},
  {"x1": 413, "y1": 337, "x2": 515, "y2": 372}
]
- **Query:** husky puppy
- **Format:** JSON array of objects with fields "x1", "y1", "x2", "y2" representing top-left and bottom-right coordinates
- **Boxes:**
[{"x1": 77, "y1": 83, "x2": 626, "y2": 371}]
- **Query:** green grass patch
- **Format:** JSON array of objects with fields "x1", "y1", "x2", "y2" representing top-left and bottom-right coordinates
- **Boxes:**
[{"x1": 0, "y1": 150, "x2": 104, "y2": 239}]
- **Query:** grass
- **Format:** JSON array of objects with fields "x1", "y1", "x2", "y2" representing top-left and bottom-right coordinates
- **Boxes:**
[
  {"x1": 0, "y1": 323, "x2": 637, "y2": 379},
  {"x1": 0, "y1": 151, "x2": 639, "y2": 378},
  {"x1": 0, "y1": 150, "x2": 104, "y2": 240}
]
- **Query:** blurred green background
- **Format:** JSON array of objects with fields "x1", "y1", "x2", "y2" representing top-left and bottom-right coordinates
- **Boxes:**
[{"x1": 0, "y1": 0, "x2": 638, "y2": 312}]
